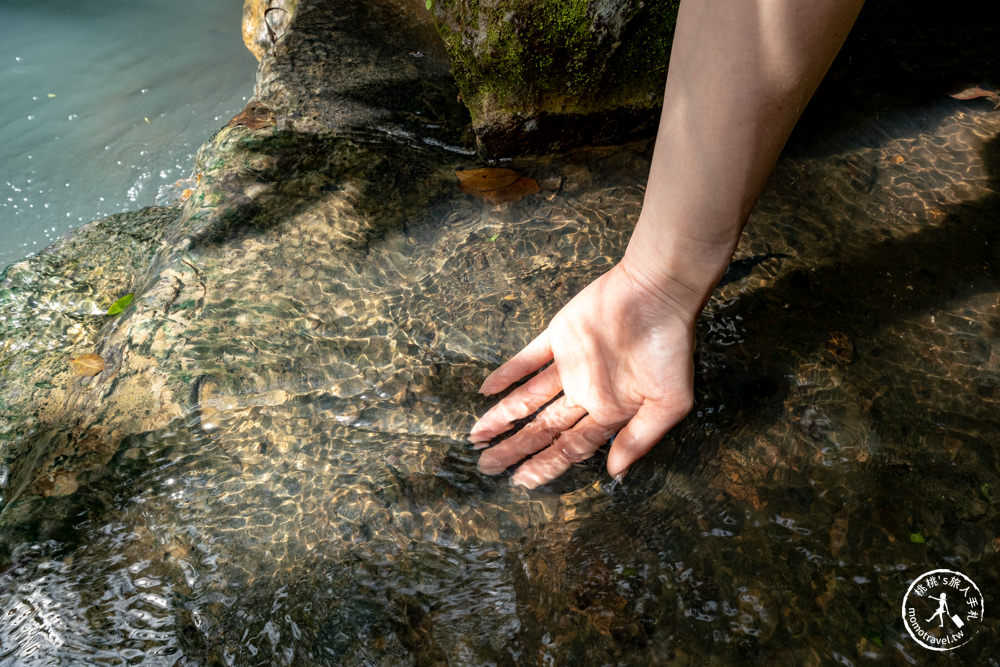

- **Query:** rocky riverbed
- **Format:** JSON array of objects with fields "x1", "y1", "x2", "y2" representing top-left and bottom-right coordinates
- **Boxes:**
[{"x1": 1, "y1": 0, "x2": 998, "y2": 663}]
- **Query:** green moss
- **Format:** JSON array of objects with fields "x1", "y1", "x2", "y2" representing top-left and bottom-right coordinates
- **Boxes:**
[
  {"x1": 430, "y1": 0, "x2": 679, "y2": 143},
  {"x1": 444, "y1": 0, "x2": 601, "y2": 103}
]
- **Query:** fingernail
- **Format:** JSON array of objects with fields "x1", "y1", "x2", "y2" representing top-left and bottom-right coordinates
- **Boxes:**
[
  {"x1": 478, "y1": 460, "x2": 505, "y2": 475},
  {"x1": 470, "y1": 440, "x2": 490, "y2": 450},
  {"x1": 612, "y1": 468, "x2": 628, "y2": 484},
  {"x1": 510, "y1": 472, "x2": 540, "y2": 490}
]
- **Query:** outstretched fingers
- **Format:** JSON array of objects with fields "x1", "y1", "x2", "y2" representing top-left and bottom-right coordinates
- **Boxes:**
[
  {"x1": 470, "y1": 347, "x2": 560, "y2": 444},
  {"x1": 478, "y1": 330, "x2": 552, "y2": 396},
  {"x1": 510, "y1": 415, "x2": 622, "y2": 489},
  {"x1": 477, "y1": 395, "x2": 587, "y2": 475},
  {"x1": 606, "y1": 398, "x2": 692, "y2": 479}
]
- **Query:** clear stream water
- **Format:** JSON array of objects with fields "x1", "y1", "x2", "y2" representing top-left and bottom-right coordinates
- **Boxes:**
[
  {"x1": 0, "y1": 0, "x2": 256, "y2": 270},
  {"x1": 0, "y1": 1, "x2": 998, "y2": 665}
]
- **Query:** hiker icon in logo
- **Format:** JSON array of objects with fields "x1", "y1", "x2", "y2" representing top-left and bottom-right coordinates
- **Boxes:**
[
  {"x1": 925, "y1": 592, "x2": 958, "y2": 629},
  {"x1": 901, "y1": 569, "x2": 984, "y2": 651}
]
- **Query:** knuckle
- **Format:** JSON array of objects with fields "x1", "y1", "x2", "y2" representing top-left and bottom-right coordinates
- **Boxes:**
[
  {"x1": 561, "y1": 389, "x2": 581, "y2": 408},
  {"x1": 525, "y1": 420, "x2": 561, "y2": 446},
  {"x1": 535, "y1": 404, "x2": 581, "y2": 432},
  {"x1": 513, "y1": 394, "x2": 540, "y2": 413},
  {"x1": 555, "y1": 436, "x2": 594, "y2": 464},
  {"x1": 668, "y1": 394, "x2": 695, "y2": 420},
  {"x1": 525, "y1": 383, "x2": 554, "y2": 401},
  {"x1": 580, "y1": 424, "x2": 615, "y2": 447},
  {"x1": 539, "y1": 427, "x2": 561, "y2": 446},
  {"x1": 587, "y1": 405, "x2": 630, "y2": 427}
]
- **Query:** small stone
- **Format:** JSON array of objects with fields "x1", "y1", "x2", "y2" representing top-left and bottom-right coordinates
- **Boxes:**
[{"x1": 824, "y1": 331, "x2": 854, "y2": 364}]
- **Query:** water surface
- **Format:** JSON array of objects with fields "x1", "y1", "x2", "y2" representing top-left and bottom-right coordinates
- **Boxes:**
[{"x1": 0, "y1": 0, "x2": 256, "y2": 269}]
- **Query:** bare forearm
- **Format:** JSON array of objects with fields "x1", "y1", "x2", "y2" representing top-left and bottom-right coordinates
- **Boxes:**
[
  {"x1": 623, "y1": 0, "x2": 863, "y2": 316},
  {"x1": 472, "y1": 0, "x2": 866, "y2": 486}
]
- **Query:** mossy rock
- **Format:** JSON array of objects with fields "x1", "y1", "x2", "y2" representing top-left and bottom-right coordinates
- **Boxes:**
[{"x1": 427, "y1": 0, "x2": 679, "y2": 155}]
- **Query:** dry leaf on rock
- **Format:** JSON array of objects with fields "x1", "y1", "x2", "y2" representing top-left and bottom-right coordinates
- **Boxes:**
[
  {"x1": 227, "y1": 101, "x2": 276, "y2": 130},
  {"x1": 455, "y1": 168, "x2": 540, "y2": 204},
  {"x1": 264, "y1": 7, "x2": 291, "y2": 45},
  {"x1": 70, "y1": 353, "x2": 105, "y2": 377}
]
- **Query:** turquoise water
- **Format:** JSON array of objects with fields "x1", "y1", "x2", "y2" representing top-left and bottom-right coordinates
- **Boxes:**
[{"x1": 0, "y1": 0, "x2": 257, "y2": 269}]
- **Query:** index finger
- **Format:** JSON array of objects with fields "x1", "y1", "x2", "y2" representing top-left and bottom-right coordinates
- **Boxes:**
[{"x1": 470, "y1": 365, "x2": 561, "y2": 443}]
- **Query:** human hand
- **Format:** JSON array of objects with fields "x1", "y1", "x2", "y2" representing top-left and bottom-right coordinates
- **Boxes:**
[{"x1": 470, "y1": 262, "x2": 697, "y2": 488}]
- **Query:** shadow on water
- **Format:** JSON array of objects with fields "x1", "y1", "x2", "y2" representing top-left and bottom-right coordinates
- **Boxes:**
[
  {"x1": 708, "y1": 131, "x2": 998, "y2": 426},
  {"x1": 504, "y1": 137, "x2": 998, "y2": 664},
  {"x1": 796, "y1": 0, "x2": 1000, "y2": 153}
]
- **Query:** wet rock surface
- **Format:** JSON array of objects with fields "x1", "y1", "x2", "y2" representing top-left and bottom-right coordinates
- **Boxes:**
[
  {"x1": 427, "y1": 0, "x2": 679, "y2": 155},
  {"x1": 1, "y1": 0, "x2": 999, "y2": 664},
  {"x1": 0, "y1": 205, "x2": 181, "y2": 529},
  {"x1": 242, "y1": 0, "x2": 300, "y2": 62}
]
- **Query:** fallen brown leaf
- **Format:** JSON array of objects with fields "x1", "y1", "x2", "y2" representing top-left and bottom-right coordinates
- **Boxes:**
[
  {"x1": 949, "y1": 85, "x2": 999, "y2": 101},
  {"x1": 455, "y1": 168, "x2": 540, "y2": 204},
  {"x1": 70, "y1": 352, "x2": 105, "y2": 377},
  {"x1": 949, "y1": 86, "x2": 1000, "y2": 108},
  {"x1": 456, "y1": 168, "x2": 521, "y2": 192},
  {"x1": 227, "y1": 101, "x2": 276, "y2": 130}
]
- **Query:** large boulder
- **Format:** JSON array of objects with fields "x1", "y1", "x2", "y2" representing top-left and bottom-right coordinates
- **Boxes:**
[
  {"x1": 427, "y1": 0, "x2": 679, "y2": 155},
  {"x1": 246, "y1": 0, "x2": 679, "y2": 155},
  {"x1": 0, "y1": 0, "x2": 473, "y2": 564}
]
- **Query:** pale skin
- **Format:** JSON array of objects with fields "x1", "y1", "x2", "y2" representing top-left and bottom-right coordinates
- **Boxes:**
[{"x1": 470, "y1": 0, "x2": 866, "y2": 488}]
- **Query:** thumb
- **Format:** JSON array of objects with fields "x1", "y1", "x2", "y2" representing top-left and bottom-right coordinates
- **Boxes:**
[{"x1": 606, "y1": 398, "x2": 691, "y2": 478}]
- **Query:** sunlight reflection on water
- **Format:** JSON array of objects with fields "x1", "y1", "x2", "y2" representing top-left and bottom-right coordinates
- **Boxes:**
[{"x1": 0, "y1": 0, "x2": 256, "y2": 269}]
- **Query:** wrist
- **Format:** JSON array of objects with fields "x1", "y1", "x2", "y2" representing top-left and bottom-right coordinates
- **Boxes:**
[{"x1": 620, "y1": 212, "x2": 739, "y2": 319}]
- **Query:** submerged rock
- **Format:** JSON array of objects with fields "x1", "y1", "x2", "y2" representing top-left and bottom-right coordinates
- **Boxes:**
[{"x1": 0, "y1": 206, "x2": 181, "y2": 506}]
